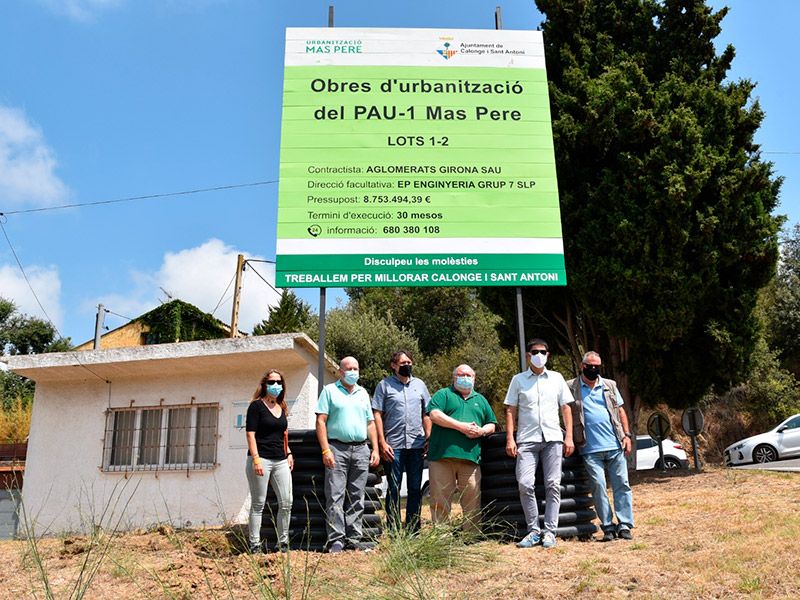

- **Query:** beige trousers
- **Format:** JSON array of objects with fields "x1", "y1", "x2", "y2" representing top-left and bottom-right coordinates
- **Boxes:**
[{"x1": 428, "y1": 457, "x2": 481, "y2": 534}]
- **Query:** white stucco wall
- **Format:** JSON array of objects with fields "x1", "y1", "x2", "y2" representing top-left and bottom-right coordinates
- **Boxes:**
[{"x1": 11, "y1": 334, "x2": 336, "y2": 535}]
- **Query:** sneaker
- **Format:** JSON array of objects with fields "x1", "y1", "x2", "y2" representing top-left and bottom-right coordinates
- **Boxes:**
[
  {"x1": 617, "y1": 527, "x2": 634, "y2": 540},
  {"x1": 248, "y1": 542, "x2": 263, "y2": 555},
  {"x1": 599, "y1": 530, "x2": 616, "y2": 542},
  {"x1": 516, "y1": 531, "x2": 541, "y2": 548},
  {"x1": 274, "y1": 542, "x2": 289, "y2": 553},
  {"x1": 542, "y1": 532, "x2": 557, "y2": 549},
  {"x1": 328, "y1": 540, "x2": 345, "y2": 553},
  {"x1": 347, "y1": 540, "x2": 373, "y2": 552}
]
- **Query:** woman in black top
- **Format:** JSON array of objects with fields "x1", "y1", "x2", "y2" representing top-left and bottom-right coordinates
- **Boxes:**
[{"x1": 245, "y1": 369, "x2": 293, "y2": 553}]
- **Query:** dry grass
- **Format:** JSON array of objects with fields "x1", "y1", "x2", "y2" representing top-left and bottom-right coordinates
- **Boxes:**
[
  {"x1": 1, "y1": 468, "x2": 799, "y2": 599},
  {"x1": 0, "y1": 396, "x2": 31, "y2": 442}
]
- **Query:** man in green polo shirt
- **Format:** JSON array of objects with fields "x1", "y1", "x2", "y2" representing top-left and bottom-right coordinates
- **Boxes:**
[{"x1": 427, "y1": 364, "x2": 497, "y2": 534}]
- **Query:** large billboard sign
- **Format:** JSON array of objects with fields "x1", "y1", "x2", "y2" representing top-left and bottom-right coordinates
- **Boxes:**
[{"x1": 276, "y1": 28, "x2": 566, "y2": 288}]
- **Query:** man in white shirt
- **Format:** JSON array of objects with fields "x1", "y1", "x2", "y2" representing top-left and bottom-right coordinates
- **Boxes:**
[{"x1": 504, "y1": 339, "x2": 574, "y2": 549}]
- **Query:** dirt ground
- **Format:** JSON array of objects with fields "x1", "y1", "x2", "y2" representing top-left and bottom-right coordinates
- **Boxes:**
[{"x1": 1, "y1": 467, "x2": 798, "y2": 600}]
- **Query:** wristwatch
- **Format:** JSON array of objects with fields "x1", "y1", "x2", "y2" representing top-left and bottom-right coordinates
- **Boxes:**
[{"x1": 623, "y1": 433, "x2": 632, "y2": 439}]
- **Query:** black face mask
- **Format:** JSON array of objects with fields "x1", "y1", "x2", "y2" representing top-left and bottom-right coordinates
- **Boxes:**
[
  {"x1": 583, "y1": 365, "x2": 600, "y2": 381},
  {"x1": 397, "y1": 364, "x2": 412, "y2": 378}
]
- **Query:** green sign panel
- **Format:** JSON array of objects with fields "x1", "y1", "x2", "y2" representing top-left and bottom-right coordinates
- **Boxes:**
[{"x1": 276, "y1": 28, "x2": 566, "y2": 287}]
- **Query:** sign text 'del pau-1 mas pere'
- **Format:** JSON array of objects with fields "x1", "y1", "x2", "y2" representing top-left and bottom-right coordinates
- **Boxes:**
[{"x1": 276, "y1": 28, "x2": 566, "y2": 288}]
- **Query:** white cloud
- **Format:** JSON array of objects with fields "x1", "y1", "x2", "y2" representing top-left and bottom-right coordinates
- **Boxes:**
[
  {"x1": 157, "y1": 239, "x2": 281, "y2": 333},
  {"x1": 0, "y1": 105, "x2": 69, "y2": 207},
  {"x1": 85, "y1": 239, "x2": 281, "y2": 336},
  {"x1": 35, "y1": 0, "x2": 123, "y2": 21},
  {"x1": 0, "y1": 264, "x2": 64, "y2": 332}
]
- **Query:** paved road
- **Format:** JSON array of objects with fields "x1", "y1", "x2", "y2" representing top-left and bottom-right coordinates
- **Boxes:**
[{"x1": 733, "y1": 458, "x2": 800, "y2": 472}]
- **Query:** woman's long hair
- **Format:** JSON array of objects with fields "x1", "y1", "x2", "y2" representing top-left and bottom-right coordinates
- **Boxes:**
[{"x1": 251, "y1": 369, "x2": 289, "y2": 416}]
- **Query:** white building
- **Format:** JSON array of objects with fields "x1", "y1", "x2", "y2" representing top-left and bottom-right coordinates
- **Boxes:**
[{"x1": 5, "y1": 333, "x2": 337, "y2": 535}]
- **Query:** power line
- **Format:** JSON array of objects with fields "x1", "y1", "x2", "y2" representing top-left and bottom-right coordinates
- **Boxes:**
[
  {"x1": 210, "y1": 272, "x2": 237, "y2": 317},
  {"x1": 245, "y1": 260, "x2": 282, "y2": 296},
  {"x1": 0, "y1": 220, "x2": 60, "y2": 336},
  {"x1": 0, "y1": 180, "x2": 278, "y2": 216},
  {"x1": 104, "y1": 308, "x2": 133, "y2": 322},
  {"x1": 0, "y1": 220, "x2": 108, "y2": 382}
]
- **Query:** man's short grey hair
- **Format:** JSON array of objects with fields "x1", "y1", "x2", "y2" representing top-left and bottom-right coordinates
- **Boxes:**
[
  {"x1": 452, "y1": 364, "x2": 475, "y2": 377},
  {"x1": 582, "y1": 351, "x2": 601, "y2": 363},
  {"x1": 339, "y1": 356, "x2": 358, "y2": 369}
]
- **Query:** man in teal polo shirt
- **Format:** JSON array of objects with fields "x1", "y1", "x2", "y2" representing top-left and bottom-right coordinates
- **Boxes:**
[
  {"x1": 316, "y1": 356, "x2": 380, "y2": 553},
  {"x1": 427, "y1": 364, "x2": 497, "y2": 534}
]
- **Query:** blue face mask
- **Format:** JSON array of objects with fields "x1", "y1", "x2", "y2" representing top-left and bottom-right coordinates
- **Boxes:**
[
  {"x1": 344, "y1": 370, "x2": 360, "y2": 385},
  {"x1": 455, "y1": 375, "x2": 474, "y2": 390},
  {"x1": 266, "y1": 383, "x2": 283, "y2": 397}
]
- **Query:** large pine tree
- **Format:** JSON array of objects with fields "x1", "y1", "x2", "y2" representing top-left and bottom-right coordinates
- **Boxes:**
[{"x1": 484, "y1": 0, "x2": 782, "y2": 430}]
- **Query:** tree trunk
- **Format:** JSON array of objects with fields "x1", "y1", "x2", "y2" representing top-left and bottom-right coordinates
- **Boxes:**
[{"x1": 609, "y1": 335, "x2": 637, "y2": 470}]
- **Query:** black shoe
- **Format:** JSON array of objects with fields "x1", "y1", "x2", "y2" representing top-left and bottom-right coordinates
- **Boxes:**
[
  {"x1": 274, "y1": 542, "x2": 289, "y2": 553},
  {"x1": 617, "y1": 528, "x2": 634, "y2": 540},
  {"x1": 599, "y1": 530, "x2": 616, "y2": 542}
]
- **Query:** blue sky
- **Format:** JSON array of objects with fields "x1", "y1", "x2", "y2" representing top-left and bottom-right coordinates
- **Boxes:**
[{"x1": 0, "y1": 0, "x2": 797, "y2": 346}]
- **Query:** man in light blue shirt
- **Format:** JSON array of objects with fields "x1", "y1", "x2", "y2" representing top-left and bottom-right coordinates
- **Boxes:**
[
  {"x1": 567, "y1": 350, "x2": 634, "y2": 542},
  {"x1": 316, "y1": 356, "x2": 379, "y2": 552},
  {"x1": 372, "y1": 349, "x2": 431, "y2": 532},
  {"x1": 505, "y1": 338, "x2": 574, "y2": 549}
]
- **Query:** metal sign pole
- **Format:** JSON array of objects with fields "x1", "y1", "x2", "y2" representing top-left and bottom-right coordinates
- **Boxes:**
[
  {"x1": 318, "y1": 288, "x2": 327, "y2": 396},
  {"x1": 682, "y1": 407, "x2": 704, "y2": 470},
  {"x1": 316, "y1": 6, "x2": 334, "y2": 398},
  {"x1": 515, "y1": 287, "x2": 526, "y2": 373},
  {"x1": 494, "y1": 6, "x2": 528, "y2": 374}
]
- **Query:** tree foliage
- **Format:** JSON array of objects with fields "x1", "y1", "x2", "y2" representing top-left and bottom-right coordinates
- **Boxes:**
[
  {"x1": 304, "y1": 304, "x2": 425, "y2": 394},
  {"x1": 1, "y1": 296, "x2": 72, "y2": 410},
  {"x1": 485, "y1": 0, "x2": 782, "y2": 430},
  {"x1": 1, "y1": 297, "x2": 71, "y2": 355},
  {"x1": 743, "y1": 336, "x2": 800, "y2": 430},
  {"x1": 345, "y1": 287, "x2": 474, "y2": 357},
  {"x1": 336, "y1": 288, "x2": 517, "y2": 413},
  {"x1": 763, "y1": 224, "x2": 800, "y2": 375},
  {"x1": 253, "y1": 290, "x2": 314, "y2": 336}
]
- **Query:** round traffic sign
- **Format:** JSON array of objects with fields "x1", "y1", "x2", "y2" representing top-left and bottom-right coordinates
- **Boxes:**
[
  {"x1": 647, "y1": 412, "x2": 671, "y2": 441},
  {"x1": 681, "y1": 407, "x2": 704, "y2": 436}
]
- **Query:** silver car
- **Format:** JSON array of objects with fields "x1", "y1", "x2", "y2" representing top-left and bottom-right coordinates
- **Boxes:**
[{"x1": 724, "y1": 413, "x2": 800, "y2": 465}]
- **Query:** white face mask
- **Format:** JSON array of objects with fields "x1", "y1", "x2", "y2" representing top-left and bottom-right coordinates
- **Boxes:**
[{"x1": 529, "y1": 352, "x2": 548, "y2": 369}]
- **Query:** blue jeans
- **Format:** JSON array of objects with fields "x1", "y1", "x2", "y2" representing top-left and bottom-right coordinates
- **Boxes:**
[
  {"x1": 383, "y1": 447, "x2": 425, "y2": 531},
  {"x1": 582, "y1": 449, "x2": 634, "y2": 532}
]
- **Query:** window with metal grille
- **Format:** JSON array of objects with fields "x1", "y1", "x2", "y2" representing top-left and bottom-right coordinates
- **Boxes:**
[{"x1": 103, "y1": 403, "x2": 219, "y2": 472}]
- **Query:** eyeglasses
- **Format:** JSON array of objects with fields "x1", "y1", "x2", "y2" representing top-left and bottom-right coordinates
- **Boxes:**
[
  {"x1": 582, "y1": 363, "x2": 601, "y2": 369},
  {"x1": 528, "y1": 349, "x2": 547, "y2": 355},
  {"x1": 267, "y1": 379, "x2": 282, "y2": 384}
]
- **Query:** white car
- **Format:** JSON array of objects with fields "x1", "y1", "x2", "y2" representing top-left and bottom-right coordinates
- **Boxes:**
[
  {"x1": 724, "y1": 413, "x2": 800, "y2": 466},
  {"x1": 635, "y1": 436, "x2": 689, "y2": 470}
]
